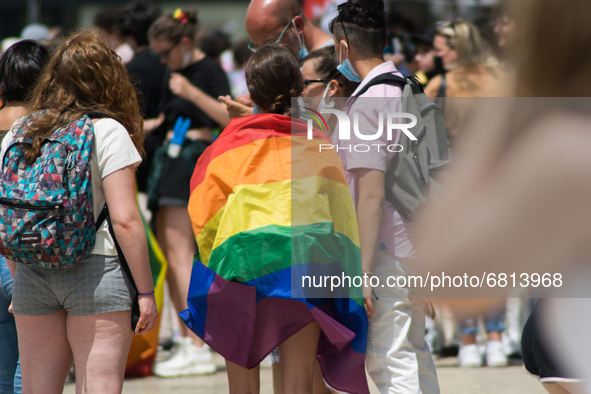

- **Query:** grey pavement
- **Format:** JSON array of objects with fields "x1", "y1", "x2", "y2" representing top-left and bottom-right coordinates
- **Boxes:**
[{"x1": 63, "y1": 353, "x2": 545, "y2": 393}]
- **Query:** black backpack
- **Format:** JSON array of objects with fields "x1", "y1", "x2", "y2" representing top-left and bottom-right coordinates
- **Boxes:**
[{"x1": 354, "y1": 74, "x2": 452, "y2": 221}]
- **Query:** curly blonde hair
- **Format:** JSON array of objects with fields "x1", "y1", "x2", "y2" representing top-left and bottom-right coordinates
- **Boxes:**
[{"x1": 23, "y1": 29, "x2": 144, "y2": 164}]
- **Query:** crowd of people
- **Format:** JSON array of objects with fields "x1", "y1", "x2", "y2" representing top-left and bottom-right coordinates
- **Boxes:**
[{"x1": 0, "y1": 0, "x2": 590, "y2": 393}]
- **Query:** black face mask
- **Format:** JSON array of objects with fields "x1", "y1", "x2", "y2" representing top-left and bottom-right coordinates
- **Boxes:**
[{"x1": 426, "y1": 56, "x2": 447, "y2": 80}]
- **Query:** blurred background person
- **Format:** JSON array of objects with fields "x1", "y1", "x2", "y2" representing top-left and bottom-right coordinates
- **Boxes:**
[
  {"x1": 227, "y1": 38, "x2": 252, "y2": 98},
  {"x1": 147, "y1": 8, "x2": 230, "y2": 378},
  {"x1": 425, "y1": 19, "x2": 505, "y2": 148},
  {"x1": 198, "y1": 29, "x2": 231, "y2": 67},
  {"x1": 93, "y1": 6, "x2": 133, "y2": 64},
  {"x1": 411, "y1": 26, "x2": 445, "y2": 86},
  {"x1": 118, "y1": 0, "x2": 167, "y2": 196}
]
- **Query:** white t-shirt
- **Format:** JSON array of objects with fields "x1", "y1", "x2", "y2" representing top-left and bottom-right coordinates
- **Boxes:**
[{"x1": 0, "y1": 117, "x2": 142, "y2": 256}]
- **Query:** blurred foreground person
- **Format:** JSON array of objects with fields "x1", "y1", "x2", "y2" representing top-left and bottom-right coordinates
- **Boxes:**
[
  {"x1": 0, "y1": 30, "x2": 157, "y2": 394},
  {"x1": 181, "y1": 44, "x2": 370, "y2": 394},
  {"x1": 416, "y1": 0, "x2": 591, "y2": 392}
]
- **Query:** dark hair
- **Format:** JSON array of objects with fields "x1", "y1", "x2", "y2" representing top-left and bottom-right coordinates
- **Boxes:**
[
  {"x1": 246, "y1": 44, "x2": 303, "y2": 116},
  {"x1": 330, "y1": 0, "x2": 387, "y2": 56},
  {"x1": 94, "y1": 7, "x2": 123, "y2": 34},
  {"x1": 148, "y1": 9, "x2": 199, "y2": 43},
  {"x1": 233, "y1": 38, "x2": 252, "y2": 69},
  {"x1": 301, "y1": 46, "x2": 358, "y2": 97},
  {"x1": 119, "y1": 1, "x2": 162, "y2": 48},
  {"x1": 199, "y1": 30, "x2": 230, "y2": 59},
  {"x1": 0, "y1": 40, "x2": 50, "y2": 103}
]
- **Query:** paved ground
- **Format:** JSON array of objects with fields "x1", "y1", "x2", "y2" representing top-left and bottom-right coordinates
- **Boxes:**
[{"x1": 63, "y1": 353, "x2": 545, "y2": 394}]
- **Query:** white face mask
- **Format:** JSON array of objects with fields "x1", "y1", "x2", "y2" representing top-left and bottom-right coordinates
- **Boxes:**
[
  {"x1": 293, "y1": 20, "x2": 308, "y2": 59},
  {"x1": 317, "y1": 83, "x2": 335, "y2": 114},
  {"x1": 181, "y1": 44, "x2": 193, "y2": 68}
]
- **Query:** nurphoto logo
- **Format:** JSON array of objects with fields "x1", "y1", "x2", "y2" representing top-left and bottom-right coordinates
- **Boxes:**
[{"x1": 303, "y1": 107, "x2": 418, "y2": 152}]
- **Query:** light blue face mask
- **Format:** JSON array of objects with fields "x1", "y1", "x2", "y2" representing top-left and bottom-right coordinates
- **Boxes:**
[
  {"x1": 337, "y1": 43, "x2": 360, "y2": 82},
  {"x1": 293, "y1": 20, "x2": 308, "y2": 60}
]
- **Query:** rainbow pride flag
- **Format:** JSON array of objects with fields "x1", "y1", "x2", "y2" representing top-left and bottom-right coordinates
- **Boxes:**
[{"x1": 181, "y1": 113, "x2": 369, "y2": 394}]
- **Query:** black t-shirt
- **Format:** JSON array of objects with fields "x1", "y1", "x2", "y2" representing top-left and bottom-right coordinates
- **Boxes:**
[
  {"x1": 126, "y1": 49, "x2": 168, "y2": 119},
  {"x1": 160, "y1": 55, "x2": 230, "y2": 131}
]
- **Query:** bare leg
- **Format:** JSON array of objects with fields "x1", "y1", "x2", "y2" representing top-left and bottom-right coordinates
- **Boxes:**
[
  {"x1": 488, "y1": 331, "x2": 502, "y2": 341},
  {"x1": 462, "y1": 334, "x2": 477, "y2": 345},
  {"x1": 226, "y1": 360, "x2": 260, "y2": 394},
  {"x1": 272, "y1": 362, "x2": 282, "y2": 394},
  {"x1": 312, "y1": 360, "x2": 332, "y2": 394},
  {"x1": 15, "y1": 311, "x2": 73, "y2": 394},
  {"x1": 67, "y1": 311, "x2": 133, "y2": 394},
  {"x1": 278, "y1": 321, "x2": 321, "y2": 394},
  {"x1": 156, "y1": 206, "x2": 203, "y2": 346}
]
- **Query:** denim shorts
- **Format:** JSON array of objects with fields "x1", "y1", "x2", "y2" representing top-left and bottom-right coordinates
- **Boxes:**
[{"x1": 12, "y1": 254, "x2": 134, "y2": 316}]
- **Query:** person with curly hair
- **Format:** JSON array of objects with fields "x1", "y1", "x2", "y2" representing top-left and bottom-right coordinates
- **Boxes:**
[
  {"x1": 330, "y1": 0, "x2": 440, "y2": 392},
  {"x1": 1, "y1": 30, "x2": 158, "y2": 394}
]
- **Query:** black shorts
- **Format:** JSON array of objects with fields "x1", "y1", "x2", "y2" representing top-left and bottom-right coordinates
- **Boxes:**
[
  {"x1": 521, "y1": 300, "x2": 584, "y2": 383},
  {"x1": 147, "y1": 139, "x2": 210, "y2": 214}
]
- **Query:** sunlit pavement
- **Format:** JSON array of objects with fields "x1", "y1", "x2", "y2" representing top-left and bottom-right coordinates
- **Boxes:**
[{"x1": 62, "y1": 352, "x2": 546, "y2": 394}]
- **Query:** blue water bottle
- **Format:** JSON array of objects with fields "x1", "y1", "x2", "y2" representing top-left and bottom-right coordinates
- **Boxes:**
[{"x1": 167, "y1": 116, "x2": 191, "y2": 158}]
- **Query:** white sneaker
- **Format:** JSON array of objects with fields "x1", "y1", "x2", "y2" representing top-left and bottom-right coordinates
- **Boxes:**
[
  {"x1": 153, "y1": 337, "x2": 217, "y2": 377},
  {"x1": 486, "y1": 341, "x2": 508, "y2": 367},
  {"x1": 459, "y1": 344, "x2": 483, "y2": 367}
]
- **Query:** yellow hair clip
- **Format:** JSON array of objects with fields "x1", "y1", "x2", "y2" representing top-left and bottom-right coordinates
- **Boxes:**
[{"x1": 173, "y1": 8, "x2": 189, "y2": 24}]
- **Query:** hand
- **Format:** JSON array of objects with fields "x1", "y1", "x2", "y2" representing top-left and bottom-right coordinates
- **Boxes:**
[
  {"x1": 219, "y1": 95, "x2": 254, "y2": 118},
  {"x1": 363, "y1": 280, "x2": 376, "y2": 320},
  {"x1": 235, "y1": 94, "x2": 253, "y2": 107},
  {"x1": 143, "y1": 113, "x2": 165, "y2": 133},
  {"x1": 169, "y1": 73, "x2": 196, "y2": 100},
  {"x1": 135, "y1": 294, "x2": 158, "y2": 335},
  {"x1": 8, "y1": 301, "x2": 12, "y2": 315}
]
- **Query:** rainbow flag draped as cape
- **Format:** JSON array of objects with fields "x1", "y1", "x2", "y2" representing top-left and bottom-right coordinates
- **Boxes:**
[{"x1": 181, "y1": 114, "x2": 369, "y2": 394}]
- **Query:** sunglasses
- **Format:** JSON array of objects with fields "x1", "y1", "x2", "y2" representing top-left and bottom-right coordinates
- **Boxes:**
[
  {"x1": 248, "y1": 17, "x2": 294, "y2": 52},
  {"x1": 152, "y1": 38, "x2": 182, "y2": 60},
  {"x1": 303, "y1": 79, "x2": 331, "y2": 85}
]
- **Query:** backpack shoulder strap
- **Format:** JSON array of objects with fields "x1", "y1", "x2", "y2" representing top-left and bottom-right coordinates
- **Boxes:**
[
  {"x1": 354, "y1": 73, "x2": 407, "y2": 98},
  {"x1": 86, "y1": 112, "x2": 110, "y2": 119}
]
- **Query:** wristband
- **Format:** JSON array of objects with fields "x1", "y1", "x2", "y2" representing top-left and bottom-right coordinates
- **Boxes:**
[{"x1": 138, "y1": 290, "x2": 155, "y2": 296}]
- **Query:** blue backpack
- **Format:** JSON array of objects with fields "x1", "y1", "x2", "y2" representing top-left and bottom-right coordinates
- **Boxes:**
[{"x1": 0, "y1": 111, "x2": 102, "y2": 268}]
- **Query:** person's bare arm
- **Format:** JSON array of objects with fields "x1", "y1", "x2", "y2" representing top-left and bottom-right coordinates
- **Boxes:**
[
  {"x1": 416, "y1": 115, "x2": 591, "y2": 287},
  {"x1": 169, "y1": 73, "x2": 231, "y2": 127},
  {"x1": 102, "y1": 165, "x2": 158, "y2": 334},
  {"x1": 356, "y1": 168, "x2": 385, "y2": 319}
]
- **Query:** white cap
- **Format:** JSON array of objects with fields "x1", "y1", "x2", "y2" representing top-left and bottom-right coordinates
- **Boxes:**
[
  {"x1": 21, "y1": 23, "x2": 50, "y2": 43},
  {"x1": 1, "y1": 37, "x2": 20, "y2": 53}
]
